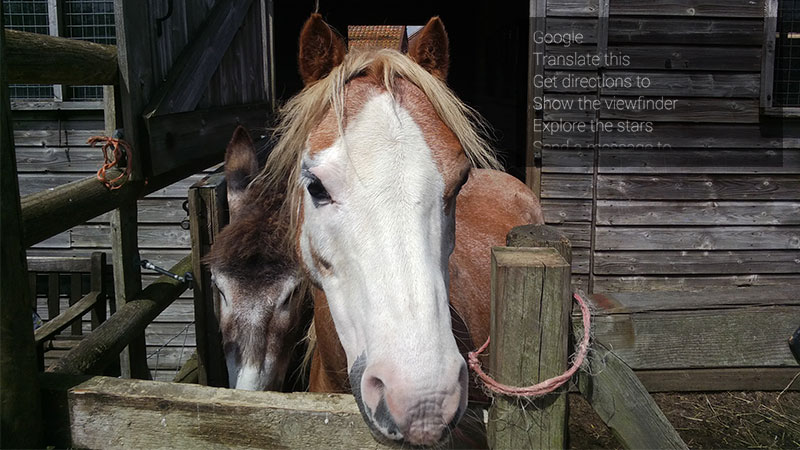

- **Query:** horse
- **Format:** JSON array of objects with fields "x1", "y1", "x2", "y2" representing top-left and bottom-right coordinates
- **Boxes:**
[{"x1": 205, "y1": 14, "x2": 544, "y2": 446}]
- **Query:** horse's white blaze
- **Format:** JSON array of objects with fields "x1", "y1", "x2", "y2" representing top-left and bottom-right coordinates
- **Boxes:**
[{"x1": 300, "y1": 92, "x2": 461, "y2": 388}]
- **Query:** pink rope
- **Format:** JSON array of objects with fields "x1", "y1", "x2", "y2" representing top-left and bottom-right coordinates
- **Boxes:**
[{"x1": 467, "y1": 292, "x2": 591, "y2": 397}]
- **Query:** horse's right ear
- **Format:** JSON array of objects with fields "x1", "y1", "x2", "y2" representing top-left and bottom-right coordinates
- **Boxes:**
[
  {"x1": 225, "y1": 126, "x2": 259, "y2": 220},
  {"x1": 298, "y1": 13, "x2": 346, "y2": 85}
]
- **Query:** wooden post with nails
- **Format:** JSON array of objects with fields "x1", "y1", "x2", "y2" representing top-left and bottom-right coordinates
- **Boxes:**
[{"x1": 487, "y1": 225, "x2": 572, "y2": 450}]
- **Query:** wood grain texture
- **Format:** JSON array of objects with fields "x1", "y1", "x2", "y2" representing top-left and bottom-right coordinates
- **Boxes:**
[
  {"x1": 541, "y1": 173, "x2": 594, "y2": 199},
  {"x1": 5, "y1": 29, "x2": 117, "y2": 85},
  {"x1": 584, "y1": 306, "x2": 799, "y2": 368},
  {"x1": 488, "y1": 247, "x2": 571, "y2": 450},
  {"x1": 595, "y1": 226, "x2": 800, "y2": 251},
  {"x1": 576, "y1": 339, "x2": 688, "y2": 449},
  {"x1": 593, "y1": 274, "x2": 800, "y2": 292},
  {"x1": 596, "y1": 201, "x2": 800, "y2": 225},
  {"x1": 609, "y1": 0, "x2": 765, "y2": 17},
  {"x1": 64, "y1": 376, "x2": 395, "y2": 449},
  {"x1": 0, "y1": 18, "x2": 43, "y2": 446},
  {"x1": 598, "y1": 97, "x2": 760, "y2": 123},
  {"x1": 607, "y1": 18, "x2": 763, "y2": 45},
  {"x1": 594, "y1": 250, "x2": 800, "y2": 274},
  {"x1": 597, "y1": 149, "x2": 799, "y2": 174},
  {"x1": 48, "y1": 256, "x2": 191, "y2": 375},
  {"x1": 597, "y1": 175, "x2": 800, "y2": 200}
]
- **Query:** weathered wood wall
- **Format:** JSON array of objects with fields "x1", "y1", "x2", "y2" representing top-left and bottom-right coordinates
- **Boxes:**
[
  {"x1": 17, "y1": 109, "x2": 202, "y2": 381},
  {"x1": 535, "y1": 0, "x2": 800, "y2": 293},
  {"x1": 16, "y1": 0, "x2": 274, "y2": 381}
]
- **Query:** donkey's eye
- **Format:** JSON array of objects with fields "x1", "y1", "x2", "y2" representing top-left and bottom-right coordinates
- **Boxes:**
[{"x1": 307, "y1": 177, "x2": 331, "y2": 206}]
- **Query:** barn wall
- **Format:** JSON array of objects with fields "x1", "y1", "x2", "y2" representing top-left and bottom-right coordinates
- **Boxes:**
[
  {"x1": 16, "y1": 109, "x2": 202, "y2": 381},
  {"x1": 536, "y1": 0, "x2": 800, "y2": 293}
]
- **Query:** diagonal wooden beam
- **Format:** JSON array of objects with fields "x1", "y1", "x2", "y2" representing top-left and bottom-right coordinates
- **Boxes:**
[{"x1": 143, "y1": 0, "x2": 254, "y2": 119}]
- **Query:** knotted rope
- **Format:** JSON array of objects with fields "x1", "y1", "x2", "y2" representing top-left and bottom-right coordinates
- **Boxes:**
[
  {"x1": 88, "y1": 136, "x2": 133, "y2": 190},
  {"x1": 467, "y1": 292, "x2": 592, "y2": 397}
]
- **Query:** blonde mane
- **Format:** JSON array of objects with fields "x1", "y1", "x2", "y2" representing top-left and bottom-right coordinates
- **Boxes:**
[{"x1": 254, "y1": 49, "x2": 501, "y2": 248}]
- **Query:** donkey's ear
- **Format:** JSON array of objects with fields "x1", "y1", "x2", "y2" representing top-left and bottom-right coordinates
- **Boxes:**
[
  {"x1": 298, "y1": 13, "x2": 346, "y2": 85},
  {"x1": 225, "y1": 126, "x2": 259, "y2": 220},
  {"x1": 408, "y1": 17, "x2": 449, "y2": 80}
]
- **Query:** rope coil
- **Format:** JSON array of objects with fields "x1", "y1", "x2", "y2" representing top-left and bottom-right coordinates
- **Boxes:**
[
  {"x1": 467, "y1": 292, "x2": 592, "y2": 397},
  {"x1": 88, "y1": 136, "x2": 133, "y2": 190}
]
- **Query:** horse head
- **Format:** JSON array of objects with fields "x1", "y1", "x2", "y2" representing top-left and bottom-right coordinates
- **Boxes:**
[
  {"x1": 205, "y1": 127, "x2": 307, "y2": 391},
  {"x1": 258, "y1": 14, "x2": 500, "y2": 446}
]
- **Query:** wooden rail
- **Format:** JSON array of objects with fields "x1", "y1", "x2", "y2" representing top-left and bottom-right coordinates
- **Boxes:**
[
  {"x1": 39, "y1": 373, "x2": 394, "y2": 449},
  {"x1": 48, "y1": 256, "x2": 192, "y2": 375},
  {"x1": 21, "y1": 151, "x2": 222, "y2": 248},
  {"x1": 4, "y1": 29, "x2": 118, "y2": 85}
]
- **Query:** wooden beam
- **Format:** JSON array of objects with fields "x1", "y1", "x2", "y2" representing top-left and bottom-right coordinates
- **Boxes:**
[
  {"x1": 4, "y1": 29, "x2": 117, "y2": 85},
  {"x1": 20, "y1": 146, "x2": 223, "y2": 248},
  {"x1": 0, "y1": 15, "x2": 43, "y2": 447},
  {"x1": 110, "y1": 204, "x2": 150, "y2": 379},
  {"x1": 576, "y1": 339, "x2": 688, "y2": 449},
  {"x1": 20, "y1": 170, "x2": 142, "y2": 247},
  {"x1": 143, "y1": 0, "x2": 255, "y2": 119},
  {"x1": 34, "y1": 292, "x2": 101, "y2": 344},
  {"x1": 47, "y1": 256, "x2": 192, "y2": 376},
  {"x1": 487, "y1": 246, "x2": 571, "y2": 449},
  {"x1": 188, "y1": 171, "x2": 229, "y2": 386},
  {"x1": 146, "y1": 102, "x2": 270, "y2": 176},
  {"x1": 36, "y1": 374, "x2": 394, "y2": 449}
]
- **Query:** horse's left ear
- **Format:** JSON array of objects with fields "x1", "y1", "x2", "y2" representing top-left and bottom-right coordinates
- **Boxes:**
[
  {"x1": 298, "y1": 13, "x2": 346, "y2": 85},
  {"x1": 408, "y1": 17, "x2": 449, "y2": 80},
  {"x1": 224, "y1": 126, "x2": 259, "y2": 221}
]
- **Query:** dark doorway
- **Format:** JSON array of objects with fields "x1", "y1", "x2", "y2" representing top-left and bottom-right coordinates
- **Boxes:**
[{"x1": 273, "y1": 1, "x2": 529, "y2": 180}]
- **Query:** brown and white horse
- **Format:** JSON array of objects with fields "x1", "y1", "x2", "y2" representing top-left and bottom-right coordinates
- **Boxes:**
[{"x1": 206, "y1": 14, "x2": 543, "y2": 446}]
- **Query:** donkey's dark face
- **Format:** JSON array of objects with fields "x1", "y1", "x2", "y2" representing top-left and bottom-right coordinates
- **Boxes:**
[{"x1": 205, "y1": 127, "x2": 303, "y2": 391}]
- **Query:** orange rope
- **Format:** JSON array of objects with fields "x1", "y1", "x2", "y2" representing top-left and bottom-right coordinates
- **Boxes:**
[{"x1": 88, "y1": 136, "x2": 133, "y2": 190}]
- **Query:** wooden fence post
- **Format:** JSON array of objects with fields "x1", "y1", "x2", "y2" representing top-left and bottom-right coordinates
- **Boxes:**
[
  {"x1": 0, "y1": 13, "x2": 44, "y2": 446},
  {"x1": 188, "y1": 172, "x2": 229, "y2": 386},
  {"x1": 487, "y1": 225, "x2": 572, "y2": 449}
]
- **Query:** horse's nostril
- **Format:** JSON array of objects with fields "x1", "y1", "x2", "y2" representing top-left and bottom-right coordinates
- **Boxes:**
[{"x1": 366, "y1": 375, "x2": 385, "y2": 394}]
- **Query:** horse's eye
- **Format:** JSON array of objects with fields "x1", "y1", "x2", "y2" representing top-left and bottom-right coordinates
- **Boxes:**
[{"x1": 307, "y1": 177, "x2": 331, "y2": 206}]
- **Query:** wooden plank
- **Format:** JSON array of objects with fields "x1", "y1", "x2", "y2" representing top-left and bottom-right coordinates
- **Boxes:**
[
  {"x1": 607, "y1": 18, "x2": 763, "y2": 45},
  {"x1": 488, "y1": 246, "x2": 571, "y2": 450},
  {"x1": 27, "y1": 257, "x2": 92, "y2": 273},
  {"x1": 69, "y1": 274, "x2": 82, "y2": 335},
  {"x1": 11, "y1": 101, "x2": 105, "y2": 111},
  {"x1": 16, "y1": 148, "x2": 105, "y2": 172},
  {"x1": 609, "y1": 45, "x2": 761, "y2": 71},
  {"x1": 635, "y1": 368, "x2": 800, "y2": 392},
  {"x1": 31, "y1": 231, "x2": 71, "y2": 249},
  {"x1": 541, "y1": 94, "x2": 596, "y2": 121},
  {"x1": 71, "y1": 224, "x2": 191, "y2": 248},
  {"x1": 576, "y1": 339, "x2": 688, "y2": 449},
  {"x1": 596, "y1": 201, "x2": 800, "y2": 225},
  {"x1": 62, "y1": 375, "x2": 395, "y2": 449},
  {"x1": 598, "y1": 149, "x2": 800, "y2": 174},
  {"x1": 146, "y1": 103, "x2": 271, "y2": 176},
  {"x1": 527, "y1": 0, "x2": 547, "y2": 194},
  {"x1": 599, "y1": 124, "x2": 783, "y2": 149},
  {"x1": 547, "y1": 0, "x2": 599, "y2": 16},
  {"x1": 47, "y1": 273, "x2": 60, "y2": 321},
  {"x1": 599, "y1": 71, "x2": 760, "y2": 97},
  {"x1": 542, "y1": 199, "x2": 593, "y2": 223},
  {"x1": 111, "y1": 203, "x2": 150, "y2": 379},
  {"x1": 143, "y1": 0, "x2": 254, "y2": 118},
  {"x1": 90, "y1": 199, "x2": 191, "y2": 224},
  {"x1": 542, "y1": 148, "x2": 594, "y2": 173},
  {"x1": 189, "y1": 171, "x2": 229, "y2": 387},
  {"x1": 48, "y1": 256, "x2": 191, "y2": 376},
  {"x1": 541, "y1": 173, "x2": 594, "y2": 199},
  {"x1": 593, "y1": 274, "x2": 800, "y2": 292},
  {"x1": 597, "y1": 175, "x2": 800, "y2": 200},
  {"x1": 547, "y1": 18, "x2": 598, "y2": 43},
  {"x1": 547, "y1": 222, "x2": 591, "y2": 248},
  {"x1": 595, "y1": 226, "x2": 800, "y2": 251},
  {"x1": 0, "y1": 15, "x2": 43, "y2": 446},
  {"x1": 173, "y1": 351, "x2": 199, "y2": 384},
  {"x1": 583, "y1": 305, "x2": 799, "y2": 368},
  {"x1": 35, "y1": 293, "x2": 101, "y2": 344},
  {"x1": 588, "y1": 286, "x2": 799, "y2": 313},
  {"x1": 594, "y1": 250, "x2": 800, "y2": 275},
  {"x1": 599, "y1": 97, "x2": 759, "y2": 123},
  {"x1": 609, "y1": 0, "x2": 765, "y2": 17},
  {"x1": 4, "y1": 29, "x2": 117, "y2": 85}
]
